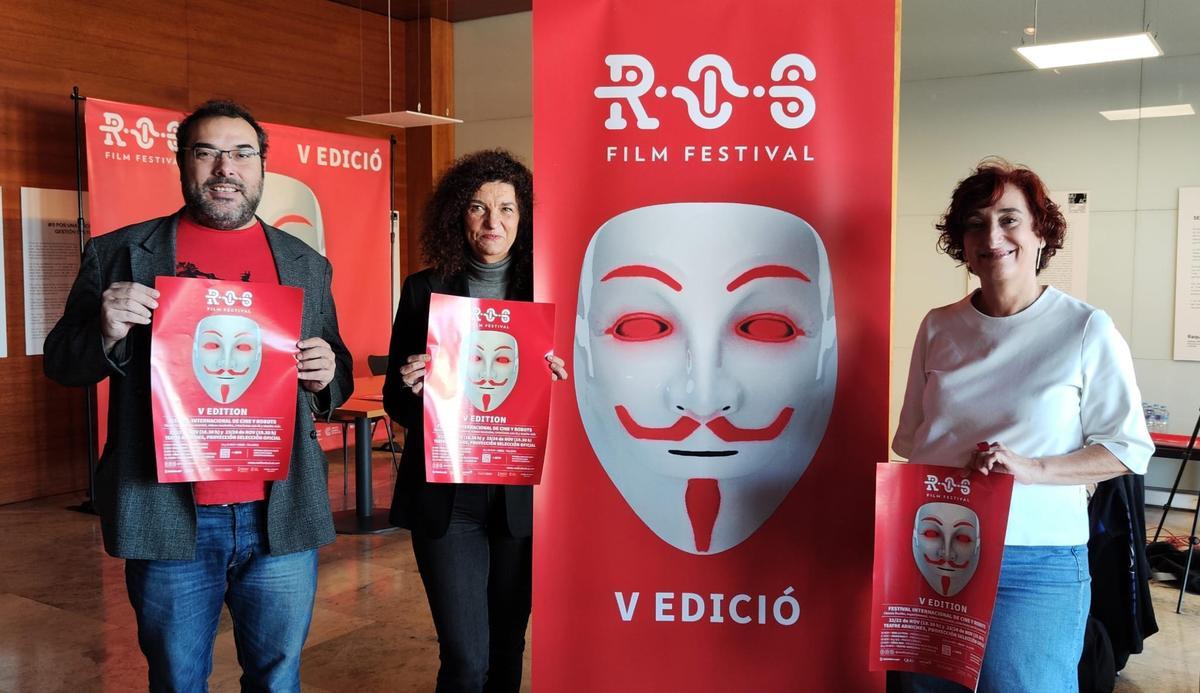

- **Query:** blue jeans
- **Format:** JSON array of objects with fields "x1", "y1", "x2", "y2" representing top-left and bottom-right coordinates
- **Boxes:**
[
  {"x1": 895, "y1": 545, "x2": 1091, "y2": 693},
  {"x1": 125, "y1": 502, "x2": 318, "y2": 693},
  {"x1": 412, "y1": 485, "x2": 532, "y2": 693}
]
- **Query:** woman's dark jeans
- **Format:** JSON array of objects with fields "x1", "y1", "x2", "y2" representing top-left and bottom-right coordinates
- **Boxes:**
[{"x1": 412, "y1": 485, "x2": 532, "y2": 693}]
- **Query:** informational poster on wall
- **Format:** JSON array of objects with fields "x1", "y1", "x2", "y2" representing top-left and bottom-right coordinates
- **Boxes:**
[
  {"x1": 870, "y1": 463, "x2": 1013, "y2": 690},
  {"x1": 423, "y1": 293, "x2": 555, "y2": 485},
  {"x1": 150, "y1": 277, "x2": 301, "y2": 482},
  {"x1": 83, "y1": 97, "x2": 391, "y2": 452},
  {"x1": 21, "y1": 187, "x2": 86, "y2": 356},
  {"x1": 533, "y1": 0, "x2": 897, "y2": 689},
  {"x1": 966, "y1": 190, "x2": 1088, "y2": 300},
  {"x1": 1174, "y1": 187, "x2": 1200, "y2": 360}
]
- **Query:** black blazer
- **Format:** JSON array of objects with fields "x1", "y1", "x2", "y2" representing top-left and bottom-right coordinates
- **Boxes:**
[
  {"x1": 44, "y1": 212, "x2": 353, "y2": 560},
  {"x1": 384, "y1": 268, "x2": 533, "y2": 538}
]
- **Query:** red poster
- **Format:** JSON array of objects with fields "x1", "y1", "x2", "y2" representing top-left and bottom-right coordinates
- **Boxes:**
[
  {"x1": 150, "y1": 277, "x2": 302, "y2": 482},
  {"x1": 870, "y1": 464, "x2": 1014, "y2": 690},
  {"x1": 83, "y1": 98, "x2": 392, "y2": 451},
  {"x1": 534, "y1": 0, "x2": 896, "y2": 689},
  {"x1": 423, "y1": 294, "x2": 555, "y2": 485}
]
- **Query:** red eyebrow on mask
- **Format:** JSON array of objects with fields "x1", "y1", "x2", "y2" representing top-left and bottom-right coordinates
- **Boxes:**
[
  {"x1": 923, "y1": 516, "x2": 943, "y2": 525},
  {"x1": 953, "y1": 521, "x2": 975, "y2": 528},
  {"x1": 726, "y1": 265, "x2": 810, "y2": 292},
  {"x1": 273, "y1": 214, "x2": 313, "y2": 227},
  {"x1": 601, "y1": 265, "x2": 682, "y2": 292}
]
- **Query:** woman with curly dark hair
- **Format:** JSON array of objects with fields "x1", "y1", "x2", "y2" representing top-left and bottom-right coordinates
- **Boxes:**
[
  {"x1": 892, "y1": 159, "x2": 1152, "y2": 692},
  {"x1": 382, "y1": 149, "x2": 565, "y2": 692}
]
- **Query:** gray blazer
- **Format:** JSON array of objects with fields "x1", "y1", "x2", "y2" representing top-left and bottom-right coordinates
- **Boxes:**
[{"x1": 44, "y1": 212, "x2": 353, "y2": 560}]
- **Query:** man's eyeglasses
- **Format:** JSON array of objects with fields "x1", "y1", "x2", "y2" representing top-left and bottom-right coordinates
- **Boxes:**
[{"x1": 183, "y1": 146, "x2": 261, "y2": 164}]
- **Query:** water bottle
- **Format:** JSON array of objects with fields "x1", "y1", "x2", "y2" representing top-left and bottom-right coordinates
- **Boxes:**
[
  {"x1": 1145, "y1": 403, "x2": 1163, "y2": 433},
  {"x1": 1161, "y1": 404, "x2": 1170, "y2": 433}
]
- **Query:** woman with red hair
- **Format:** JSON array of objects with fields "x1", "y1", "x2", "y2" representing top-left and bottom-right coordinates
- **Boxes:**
[{"x1": 893, "y1": 159, "x2": 1153, "y2": 691}]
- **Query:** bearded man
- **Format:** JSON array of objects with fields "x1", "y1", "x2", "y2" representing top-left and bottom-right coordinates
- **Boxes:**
[{"x1": 45, "y1": 99, "x2": 352, "y2": 691}]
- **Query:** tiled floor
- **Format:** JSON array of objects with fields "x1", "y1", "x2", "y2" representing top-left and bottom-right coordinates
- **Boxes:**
[{"x1": 0, "y1": 452, "x2": 1196, "y2": 692}]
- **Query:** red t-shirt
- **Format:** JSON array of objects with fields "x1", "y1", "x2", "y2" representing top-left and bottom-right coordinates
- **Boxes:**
[{"x1": 176, "y1": 215, "x2": 280, "y2": 505}]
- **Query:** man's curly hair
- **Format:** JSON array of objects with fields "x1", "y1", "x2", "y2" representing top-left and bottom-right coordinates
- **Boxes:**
[{"x1": 421, "y1": 149, "x2": 533, "y2": 294}]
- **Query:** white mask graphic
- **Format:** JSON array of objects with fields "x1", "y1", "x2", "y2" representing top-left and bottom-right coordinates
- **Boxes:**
[
  {"x1": 258, "y1": 172, "x2": 326, "y2": 255},
  {"x1": 912, "y1": 502, "x2": 981, "y2": 597},
  {"x1": 574, "y1": 203, "x2": 837, "y2": 555},
  {"x1": 192, "y1": 314, "x2": 263, "y2": 404},
  {"x1": 466, "y1": 329, "x2": 519, "y2": 412}
]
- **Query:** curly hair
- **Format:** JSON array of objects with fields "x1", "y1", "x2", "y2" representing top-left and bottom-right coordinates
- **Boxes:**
[
  {"x1": 175, "y1": 99, "x2": 268, "y2": 169},
  {"x1": 421, "y1": 149, "x2": 533, "y2": 294},
  {"x1": 936, "y1": 157, "x2": 1065, "y2": 274}
]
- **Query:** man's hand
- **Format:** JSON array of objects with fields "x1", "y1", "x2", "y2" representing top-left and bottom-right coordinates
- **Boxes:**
[
  {"x1": 100, "y1": 282, "x2": 159, "y2": 353},
  {"x1": 297, "y1": 337, "x2": 336, "y2": 392}
]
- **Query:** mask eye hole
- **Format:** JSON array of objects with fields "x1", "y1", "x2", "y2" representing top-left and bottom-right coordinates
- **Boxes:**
[
  {"x1": 954, "y1": 533, "x2": 974, "y2": 544},
  {"x1": 472, "y1": 354, "x2": 484, "y2": 363},
  {"x1": 202, "y1": 341, "x2": 220, "y2": 350},
  {"x1": 605, "y1": 313, "x2": 673, "y2": 342},
  {"x1": 735, "y1": 313, "x2": 803, "y2": 342},
  {"x1": 235, "y1": 343, "x2": 254, "y2": 352},
  {"x1": 922, "y1": 529, "x2": 941, "y2": 539},
  {"x1": 495, "y1": 356, "x2": 512, "y2": 365}
]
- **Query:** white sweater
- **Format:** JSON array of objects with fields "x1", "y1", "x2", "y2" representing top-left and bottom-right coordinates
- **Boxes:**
[{"x1": 893, "y1": 287, "x2": 1153, "y2": 546}]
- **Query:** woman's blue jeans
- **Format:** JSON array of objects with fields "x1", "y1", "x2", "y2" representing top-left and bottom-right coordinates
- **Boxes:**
[
  {"x1": 896, "y1": 544, "x2": 1091, "y2": 693},
  {"x1": 125, "y1": 502, "x2": 319, "y2": 692}
]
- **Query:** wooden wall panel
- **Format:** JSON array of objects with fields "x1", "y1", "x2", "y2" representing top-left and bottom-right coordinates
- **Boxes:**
[
  {"x1": 0, "y1": 0, "x2": 444, "y2": 504},
  {"x1": 404, "y1": 17, "x2": 455, "y2": 275}
]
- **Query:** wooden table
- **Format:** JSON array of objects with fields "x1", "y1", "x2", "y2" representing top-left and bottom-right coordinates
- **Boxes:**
[{"x1": 331, "y1": 375, "x2": 397, "y2": 534}]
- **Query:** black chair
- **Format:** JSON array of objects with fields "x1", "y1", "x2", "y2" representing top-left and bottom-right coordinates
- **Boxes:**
[
  {"x1": 367, "y1": 355, "x2": 402, "y2": 456},
  {"x1": 367, "y1": 354, "x2": 389, "y2": 378},
  {"x1": 1150, "y1": 407, "x2": 1200, "y2": 612}
]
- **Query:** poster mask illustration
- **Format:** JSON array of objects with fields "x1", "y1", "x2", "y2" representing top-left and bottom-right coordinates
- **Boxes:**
[
  {"x1": 467, "y1": 329, "x2": 520, "y2": 412},
  {"x1": 191, "y1": 314, "x2": 263, "y2": 404},
  {"x1": 574, "y1": 202, "x2": 836, "y2": 555},
  {"x1": 424, "y1": 294, "x2": 555, "y2": 485},
  {"x1": 912, "y1": 501, "x2": 981, "y2": 598},
  {"x1": 150, "y1": 277, "x2": 302, "y2": 482}
]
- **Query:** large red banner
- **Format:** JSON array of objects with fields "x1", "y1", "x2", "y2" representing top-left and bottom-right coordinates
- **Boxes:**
[
  {"x1": 423, "y1": 294, "x2": 555, "y2": 485},
  {"x1": 84, "y1": 98, "x2": 392, "y2": 450},
  {"x1": 533, "y1": 1, "x2": 897, "y2": 689},
  {"x1": 870, "y1": 464, "x2": 1013, "y2": 690},
  {"x1": 151, "y1": 277, "x2": 302, "y2": 482}
]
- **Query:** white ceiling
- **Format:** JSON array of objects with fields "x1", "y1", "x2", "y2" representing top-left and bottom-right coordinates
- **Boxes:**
[{"x1": 901, "y1": 0, "x2": 1200, "y2": 82}]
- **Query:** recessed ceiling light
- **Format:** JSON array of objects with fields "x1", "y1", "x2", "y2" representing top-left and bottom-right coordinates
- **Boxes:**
[
  {"x1": 1099, "y1": 103, "x2": 1195, "y2": 121},
  {"x1": 1015, "y1": 32, "x2": 1163, "y2": 69}
]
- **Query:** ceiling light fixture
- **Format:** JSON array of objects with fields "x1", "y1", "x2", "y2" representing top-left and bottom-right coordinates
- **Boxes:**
[
  {"x1": 348, "y1": 0, "x2": 462, "y2": 128},
  {"x1": 1015, "y1": 32, "x2": 1163, "y2": 69},
  {"x1": 1100, "y1": 103, "x2": 1195, "y2": 121}
]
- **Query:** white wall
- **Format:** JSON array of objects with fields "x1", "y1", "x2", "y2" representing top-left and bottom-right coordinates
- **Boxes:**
[
  {"x1": 895, "y1": 2, "x2": 1200, "y2": 492},
  {"x1": 452, "y1": 12, "x2": 533, "y2": 167}
]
